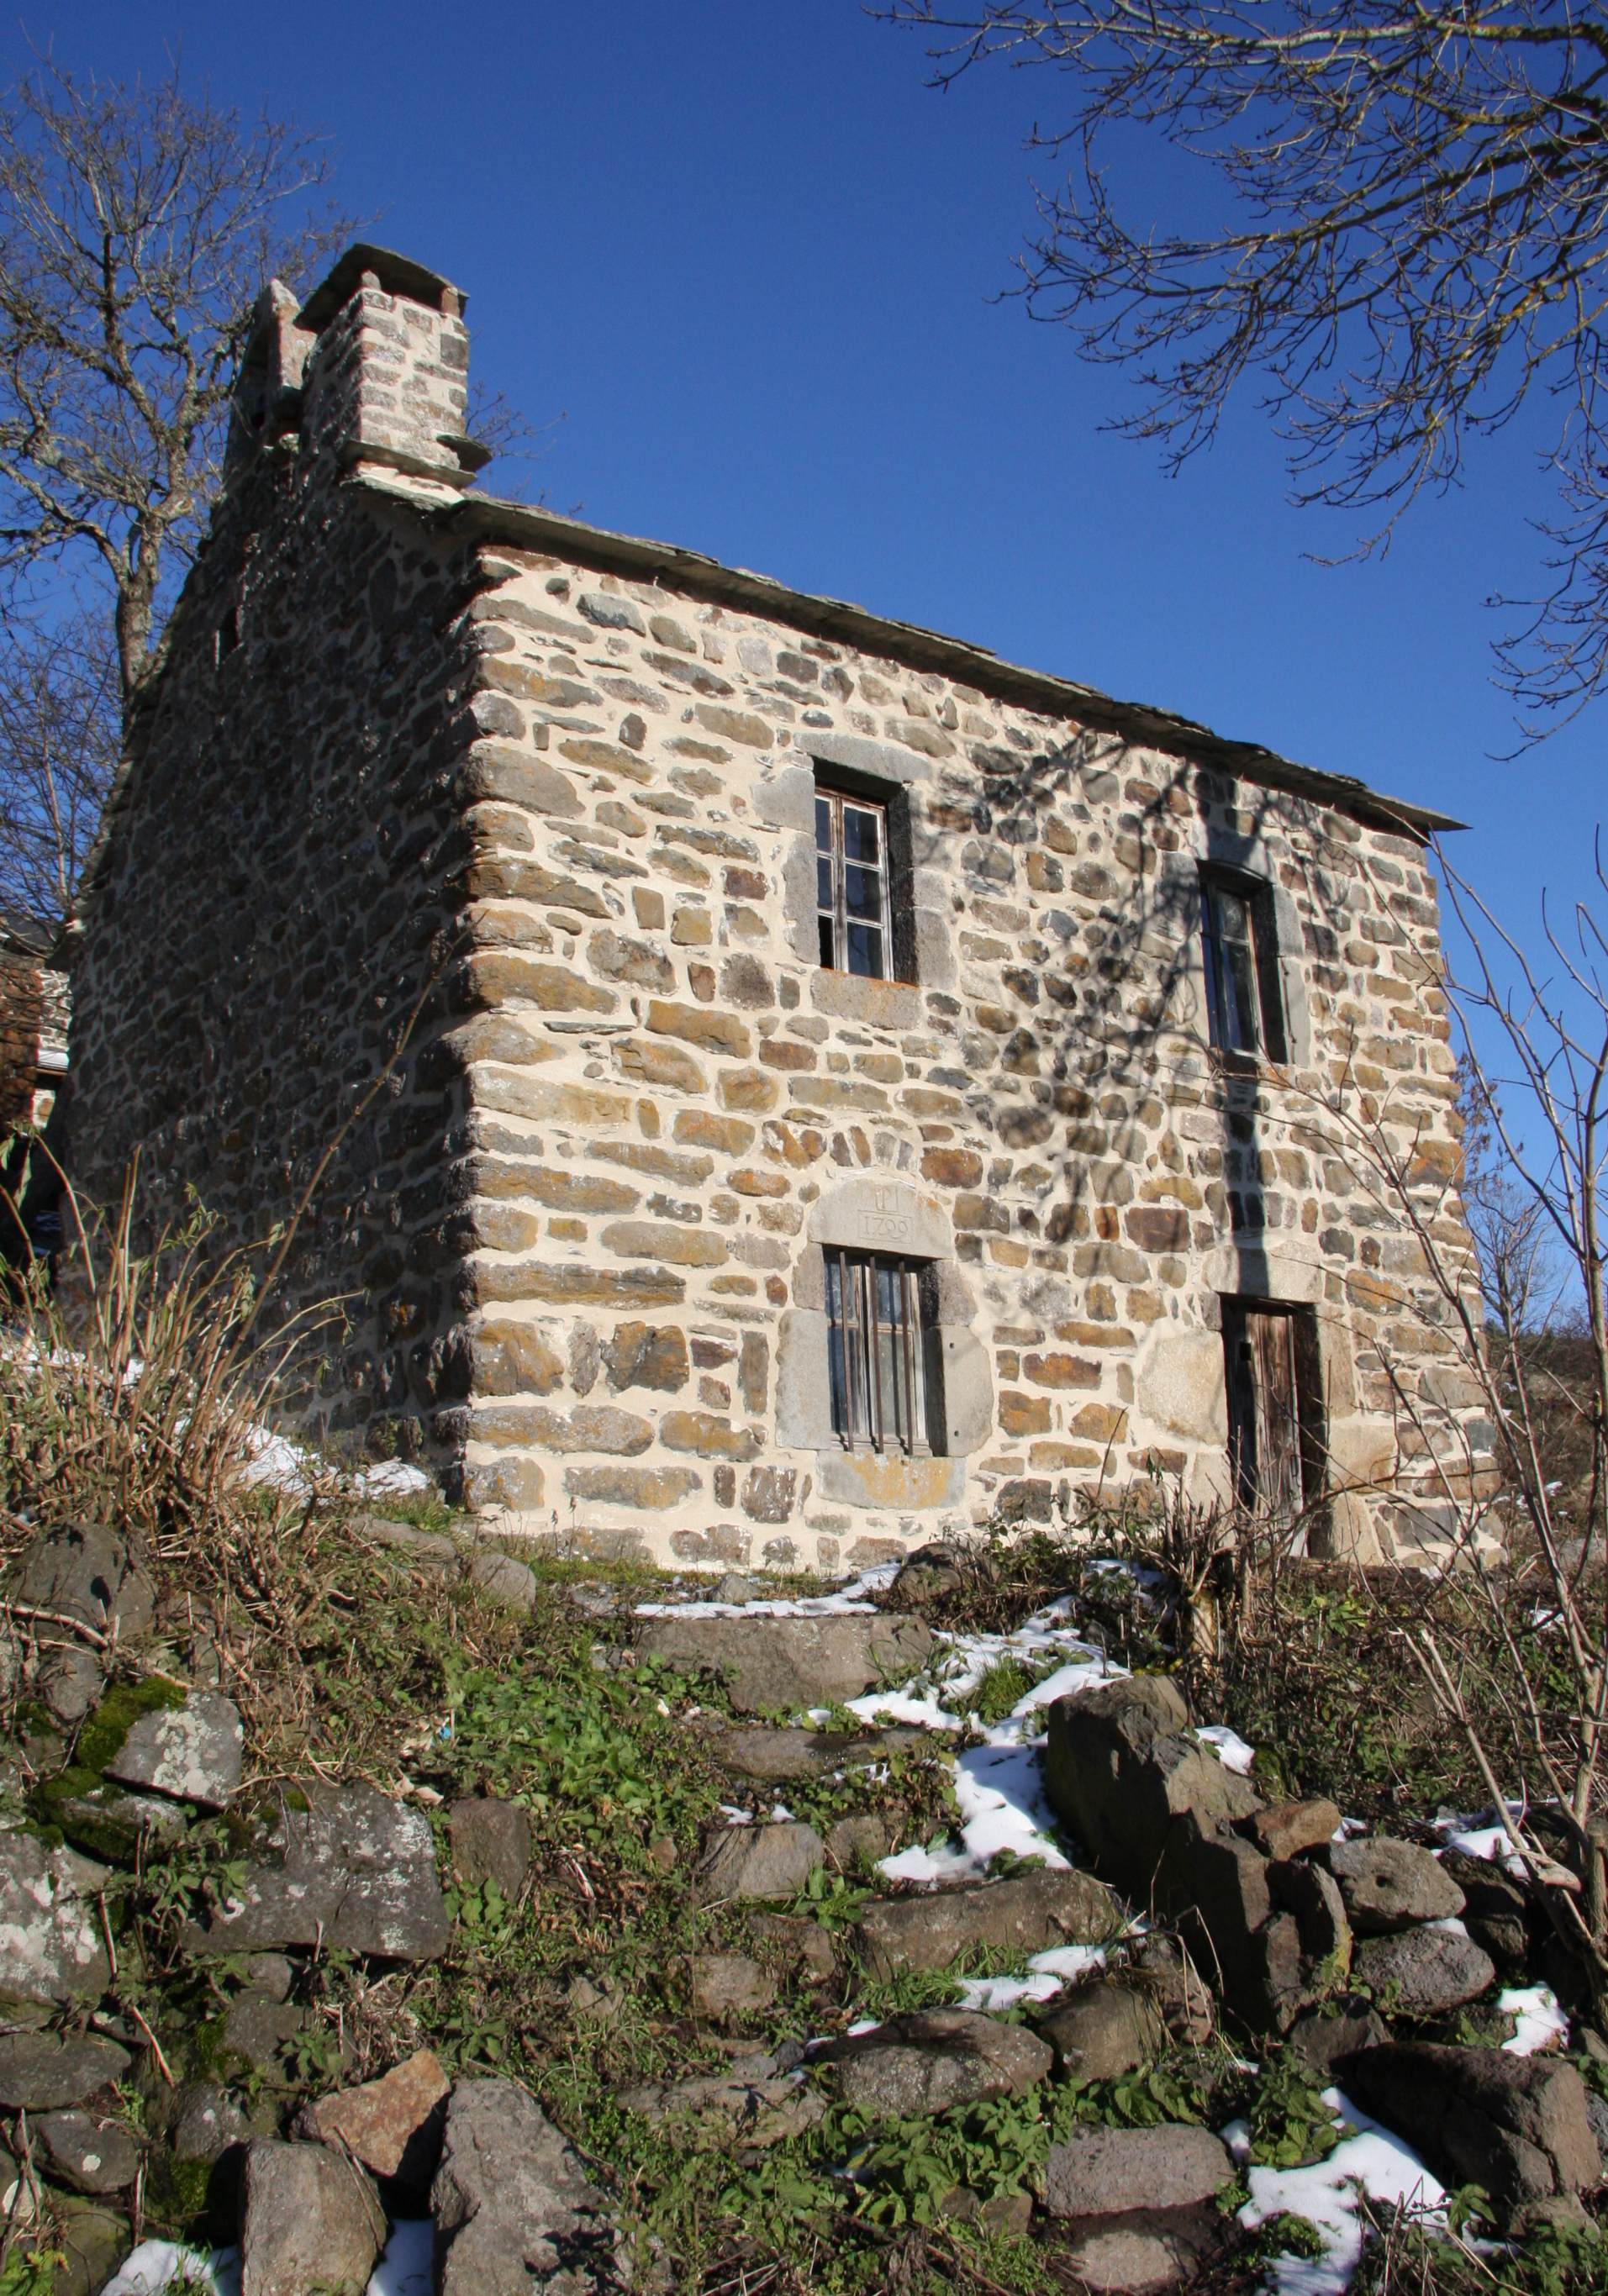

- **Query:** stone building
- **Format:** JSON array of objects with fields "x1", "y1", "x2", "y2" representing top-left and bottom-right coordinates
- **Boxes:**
[{"x1": 68, "y1": 244, "x2": 1482, "y2": 1572}]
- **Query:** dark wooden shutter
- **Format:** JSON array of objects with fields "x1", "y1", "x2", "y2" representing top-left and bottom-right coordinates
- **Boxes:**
[{"x1": 1223, "y1": 1300, "x2": 1307, "y2": 1524}]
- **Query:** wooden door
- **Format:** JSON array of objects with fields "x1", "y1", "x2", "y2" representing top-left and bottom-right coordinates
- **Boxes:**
[{"x1": 1223, "y1": 1300, "x2": 1308, "y2": 1525}]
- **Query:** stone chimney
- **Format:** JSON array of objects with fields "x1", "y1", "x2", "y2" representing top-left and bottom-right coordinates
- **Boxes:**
[{"x1": 228, "y1": 244, "x2": 489, "y2": 492}]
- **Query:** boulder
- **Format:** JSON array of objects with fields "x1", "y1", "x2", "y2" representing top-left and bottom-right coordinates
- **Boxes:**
[
  {"x1": 1268, "y1": 1858, "x2": 1352, "y2": 1976},
  {"x1": 448, "y1": 1796, "x2": 532, "y2": 1902},
  {"x1": 1037, "y1": 1983, "x2": 1165, "y2": 2082},
  {"x1": 888, "y1": 1543, "x2": 974, "y2": 1609},
  {"x1": 1044, "y1": 2125, "x2": 1236, "y2": 2218},
  {"x1": 1243, "y1": 1799, "x2": 1342, "y2": 1862},
  {"x1": 102, "y1": 1689, "x2": 242, "y2": 1809},
  {"x1": 1126, "y1": 1934, "x2": 1215, "y2": 2048},
  {"x1": 694, "y1": 1821, "x2": 823, "y2": 1904},
  {"x1": 816, "y1": 2009, "x2": 1052, "y2": 2119},
  {"x1": 0, "y1": 2030, "x2": 131, "y2": 2110},
  {"x1": 301, "y1": 2047, "x2": 450, "y2": 2189},
  {"x1": 467, "y1": 1550, "x2": 538, "y2": 1611},
  {"x1": 634, "y1": 1609, "x2": 933, "y2": 1713},
  {"x1": 749, "y1": 1911, "x2": 837, "y2": 1983},
  {"x1": 1043, "y1": 1676, "x2": 1261, "y2": 1897},
  {"x1": 220, "y1": 1993, "x2": 315, "y2": 2083},
  {"x1": 825, "y1": 1813, "x2": 893, "y2": 1868},
  {"x1": 616, "y1": 2070, "x2": 825, "y2": 2150},
  {"x1": 172, "y1": 2081, "x2": 250, "y2": 2162},
  {"x1": 1353, "y1": 1928, "x2": 1496, "y2": 2019},
  {"x1": 239, "y1": 2138, "x2": 382, "y2": 2296},
  {"x1": 34, "y1": 2108, "x2": 139, "y2": 2194},
  {"x1": 47, "y1": 1780, "x2": 187, "y2": 1865},
  {"x1": 52, "y1": 2199, "x2": 129, "y2": 2296},
  {"x1": 690, "y1": 1952, "x2": 777, "y2": 2022},
  {"x1": 1341, "y1": 2042, "x2": 1600, "y2": 2218},
  {"x1": 5, "y1": 1520, "x2": 154, "y2": 1646},
  {"x1": 184, "y1": 1781, "x2": 449, "y2": 1961},
  {"x1": 1057, "y1": 2209, "x2": 1230, "y2": 2294},
  {"x1": 1328, "y1": 1837, "x2": 1464, "y2": 1933},
  {"x1": 856, "y1": 1868, "x2": 1125, "y2": 1979},
  {"x1": 717, "y1": 1724, "x2": 929, "y2": 1783},
  {"x1": 1288, "y1": 2003, "x2": 1390, "y2": 2076},
  {"x1": 431, "y1": 2077, "x2": 625, "y2": 2292},
  {"x1": 0, "y1": 1833, "x2": 111, "y2": 2003}
]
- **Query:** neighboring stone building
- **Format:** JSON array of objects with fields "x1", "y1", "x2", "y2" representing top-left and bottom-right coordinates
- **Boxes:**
[{"x1": 68, "y1": 244, "x2": 1484, "y2": 1571}]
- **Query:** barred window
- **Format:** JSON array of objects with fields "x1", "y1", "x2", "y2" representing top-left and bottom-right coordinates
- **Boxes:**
[
  {"x1": 825, "y1": 1250, "x2": 940, "y2": 1456},
  {"x1": 816, "y1": 785, "x2": 894, "y2": 980},
  {"x1": 1199, "y1": 867, "x2": 1287, "y2": 1061}
]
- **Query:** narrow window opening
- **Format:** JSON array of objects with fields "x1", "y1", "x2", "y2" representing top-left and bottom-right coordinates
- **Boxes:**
[
  {"x1": 816, "y1": 784, "x2": 894, "y2": 980},
  {"x1": 1200, "y1": 868, "x2": 1286, "y2": 1061},
  {"x1": 1222, "y1": 1298, "x2": 1325, "y2": 1526},
  {"x1": 825, "y1": 1250, "x2": 941, "y2": 1456}
]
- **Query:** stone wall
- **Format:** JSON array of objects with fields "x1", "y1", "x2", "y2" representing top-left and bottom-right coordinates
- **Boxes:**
[{"x1": 69, "y1": 244, "x2": 1484, "y2": 1569}]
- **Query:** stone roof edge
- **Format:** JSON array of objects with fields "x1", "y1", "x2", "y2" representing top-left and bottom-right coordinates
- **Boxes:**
[{"x1": 385, "y1": 477, "x2": 1464, "y2": 843}]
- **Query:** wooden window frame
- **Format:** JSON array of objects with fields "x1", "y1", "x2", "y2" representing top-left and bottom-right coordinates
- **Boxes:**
[
  {"x1": 815, "y1": 783, "x2": 896, "y2": 982},
  {"x1": 825, "y1": 1249, "x2": 940, "y2": 1456},
  {"x1": 1199, "y1": 866, "x2": 1287, "y2": 1064}
]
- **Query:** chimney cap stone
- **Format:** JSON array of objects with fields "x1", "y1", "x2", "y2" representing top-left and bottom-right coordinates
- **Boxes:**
[{"x1": 297, "y1": 242, "x2": 464, "y2": 332}]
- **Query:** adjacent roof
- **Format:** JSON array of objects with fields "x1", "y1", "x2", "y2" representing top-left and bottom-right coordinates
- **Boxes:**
[
  {"x1": 0, "y1": 909, "x2": 55, "y2": 959},
  {"x1": 396, "y1": 479, "x2": 1463, "y2": 842}
]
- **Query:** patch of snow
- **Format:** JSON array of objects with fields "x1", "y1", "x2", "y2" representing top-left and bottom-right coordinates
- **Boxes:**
[
  {"x1": 1434, "y1": 1804, "x2": 1528, "y2": 1877},
  {"x1": 1195, "y1": 1723, "x2": 1257, "y2": 1776},
  {"x1": 1500, "y1": 1985, "x2": 1568, "y2": 2056},
  {"x1": 952, "y1": 1739, "x2": 1070, "y2": 1871},
  {"x1": 1425, "y1": 1916, "x2": 1470, "y2": 1937},
  {"x1": 103, "y1": 2225, "x2": 434, "y2": 2296},
  {"x1": 956, "y1": 1943, "x2": 1106, "y2": 2010},
  {"x1": 846, "y1": 1688, "x2": 963, "y2": 1732},
  {"x1": 715, "y1": 1804, "x2": 753, "y2": 1825},
  {"x1": 361, "y1": 1460, "x2": 432, "y2": 1498},
  {"x1": 877, "y1": 1837, "x2": 978, "y2": 1883},
  {"x1": 1236, "y1": 2087, "x2": 1447, "y2": 2296}
]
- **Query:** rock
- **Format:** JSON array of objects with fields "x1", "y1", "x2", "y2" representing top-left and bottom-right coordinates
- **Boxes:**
[
  {"x1": 184, "y1": 1781, "x2": 449, "y2": 1961},
  {"x1": 239, "y1": 2137, "x2": 382, "y2": 2296},
  {"x1": 448, "y1": 1796, "x2": 532, "y2": 1902},
  {"x1": 432, "y1": 2076, "x2": 625, "y2": 2292},
  {"x1": 173, "y1": 2081, "x2": 250, "y2": 2162},
  {"x1": 1327, "y1": 1836, "x2": 1463, "y2": 1932},
  {"x1": 1152, "y1": 1812, "x2": 1288, "y2": 2029},
  {"x1": 1038, "y1": 1983, "x2": 1165, "y2": 2082},
  {"x1": 1586, "y1": 2089, "x2": 1608, "y2": 2160},
  {"x1": 1268, "y1": 1857, "x2": 1352, "y2": 1976},
  {"x1": 825, "y1": 1813, "x2": 892, "y2": 1868},
  {"x1": 53, "y1": 2199, "x2": 130, "y2": 2296},
  {"x1": 1288, "y1": 2003, "x2": 1389, "y2": 2076},
  {"x1": 1044, "y1": 2125, "x2": 1236, "y2": 2218},
  {"x1": 617, "y1": 2071, "x2": 825, "y2": 2150},
  {"x1": 6, "y1": 1519, "x2": 154, "y2": 1646},
  {"x1": 45, "y1": 1779, "x2": 188, "y2": 1865},
  {"x1": 103, "y1": 1689, "x2": 243, "y2": 1809},
  {"x1": 0, "y1": 2030, "x2": 130, "y2": 2109},
  {"x1": 467, "y1": 1549, "x2": 538, "y2": 1611},
  {"x1": 717, "y1": 1724, "x2": 929, "y2": 1783},
  {"x1": 41, "y1": 1646, "x2": 103, "y2": 1725},
  {"x1": 1057, "y1": 2209, "x2": 1228, "y2": 2294},
  {"x1": 220, "y1": 1993, "x2": 314, "y2": 2083},
  {"x1": 1243, "y1": 1799, "x2": 1342, "y2": 1862},
  {"x1": 694, "y1": 1820, "x2": 823, "y2": 1904},
  {"x1": 749, "y1": 1911, "x2": 837, "y2": 1983},
  {"x1": 1043, "y1": 1675, "x2": 1261, "y2": 1898},
  {"x1": 857, "y1": 1868, "x2": 1125, "y2": 1978},
  {"x1": 635, "y1": 1609, "x2": 933, "y2": 1713},
  {"x1": 302, "y1": 2047, "x2": 450, "y2": 2188},
  {"x1": 691, "y1": 1952, "x2": 777, "y2": 2022},
  {"x1": 1127, "y1": 1934, "x2": 1215, "y2": 2047},
  {"x1": 241, "y1": 1953, "x2": 294, "y2": 2003},
  {"x1": 888, "y1": 1543, "x2": 974, "y2": 1609},
  {"x1": 1341, "y1": 2043, "x2": 1600, "y2": 2219},
  {"x1": 34, "y1": 2108, "x2": 139, "y2": 2193},
  {"x1": 357, "y1": 1514, "x2": 462, "y2": 1573},
  {"x1": 816, "y1": 2009, "x2": 1052, "y2": 2119},
  {"x1": 1441, "y1": 1849, "x2": 1532, "y2": 1966},
  {"x1": 1353, "y1": 1927, "x2": 1495, "y2": 2018}
]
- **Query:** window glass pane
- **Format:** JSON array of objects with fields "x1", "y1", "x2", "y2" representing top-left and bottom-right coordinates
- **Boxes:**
[
  {"x1": 843, "y1": 803, "x2": 881, "y2": 864},
  {"x1": 844, "y1": 862, "x2": 883, "y2": 922},
  {"x1": 815, "y1": 795, "x2": 833, "y2": 851},
  {"x1": 818, "y1": 914, "x2": 836, "y2": 969},
  {"x1": 846, "y1": 921, "x2": 884, "y2": 979},
  {"x1": 817, "y1": 856, "x2": 835, "y2": 912}
]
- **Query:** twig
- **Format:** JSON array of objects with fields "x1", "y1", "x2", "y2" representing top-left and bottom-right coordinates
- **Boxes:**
[
  {"x1": 0, "y1": 1597, "x2": 108, "y2": 1647},
  {"x1": 126, "y1": 1998, "x2": 175, "y2": 2085}
]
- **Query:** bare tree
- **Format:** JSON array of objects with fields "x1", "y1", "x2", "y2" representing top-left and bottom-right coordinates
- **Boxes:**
[
  {"x1": 0, "y1": 608, "x2": 119, "y2": 929},
  {"x1": 0, "y1": 55, "x2": 352, "y2": 721},
  {"x1": 883, "y1": 3, "x2": 1608, "y2": 732}
]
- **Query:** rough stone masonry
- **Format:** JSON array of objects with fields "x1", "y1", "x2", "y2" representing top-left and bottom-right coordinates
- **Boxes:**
[{"x1": 66, "y1": 243, "x2": 1488, "y2": 1573}]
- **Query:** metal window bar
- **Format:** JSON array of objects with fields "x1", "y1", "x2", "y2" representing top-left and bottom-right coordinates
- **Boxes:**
[
  {"x1": 815, "y1": 786, "x2": 894, "y2": 981},
  {"x1": 827, "y1": 1250, "x2": 929, "y2": 1455}
]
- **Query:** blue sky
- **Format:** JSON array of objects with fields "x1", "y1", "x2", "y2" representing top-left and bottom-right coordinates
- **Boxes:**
[{"x1": 23, "y1": 2, "x2": 1605, "y2": 1082}]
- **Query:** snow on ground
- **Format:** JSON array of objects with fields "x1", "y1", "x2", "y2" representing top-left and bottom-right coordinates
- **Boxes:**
[
  {"x1": 956, "y1": 1943, "x2": 1108, "y2": 2011},
  {"x1": 1195, "y1": 1723, "x2": 1257, "y2": 1775},
  {"x1": 101, "y1": 2222, "x2": 433, "y2": 2296},
  {"x1": 239, "y1": 1424, "x2": 431, "y2": 1500},
  {"x1": 634, "y1": 1561, "x2": 901, "y2": 1619},
  {"x1": 1230, "y1": 2090, "x2": 1448, "y2": 2296},
  {"x1": 1500, "y1": 1984, "x2": 1568, "y2": 2055}
]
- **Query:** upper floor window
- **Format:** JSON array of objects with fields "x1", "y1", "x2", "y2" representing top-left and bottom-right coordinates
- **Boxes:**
[
  {"x1": 816, "y1": 784, "x2": 894, "y2": 980},
  {"x1": 1200, "y1": 867, "x2": 1287, "y2": 1062},
  {"x1": 825, "y1": 1247, "x2": 941, "y2": 1456}
]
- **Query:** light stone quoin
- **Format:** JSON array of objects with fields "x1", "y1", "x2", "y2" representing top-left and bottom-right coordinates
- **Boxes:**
[{"x1": 67, "y1": 239, "x2": 1486, "y2": 1575}]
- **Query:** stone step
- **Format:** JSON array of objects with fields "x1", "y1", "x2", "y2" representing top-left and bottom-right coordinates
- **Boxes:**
[
  {"x1": 714, "y1": 1722, "x2": 932, "y2": 1783},
  {"x1": 856, "y1": 1867, "x2": 1126, "y2": 1978}
]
